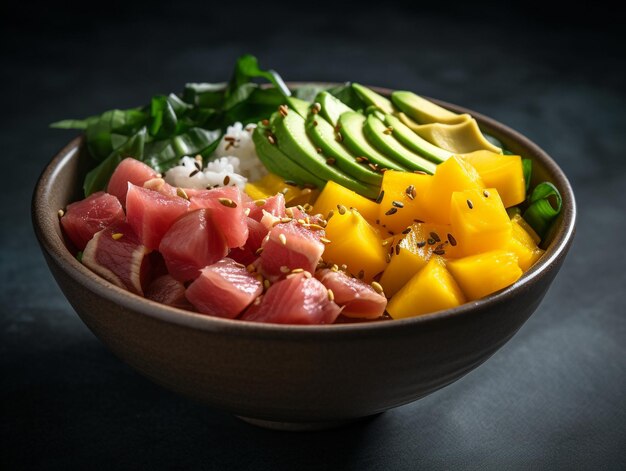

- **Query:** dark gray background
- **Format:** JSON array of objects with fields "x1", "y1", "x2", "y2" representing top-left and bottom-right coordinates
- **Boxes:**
[{"x1": 2, "y1": 2, "x2": 625, "y2": 469}]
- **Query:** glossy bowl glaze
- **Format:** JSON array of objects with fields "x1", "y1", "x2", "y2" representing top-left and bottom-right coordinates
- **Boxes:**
[{"x1": 32, "y1": 87, "x2": 576, "y2": 430}]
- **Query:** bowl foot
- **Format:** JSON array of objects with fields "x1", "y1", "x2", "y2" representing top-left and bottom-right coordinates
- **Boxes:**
[{"x1": 236, "y1": 413, "x2": 381, "y2": 431}]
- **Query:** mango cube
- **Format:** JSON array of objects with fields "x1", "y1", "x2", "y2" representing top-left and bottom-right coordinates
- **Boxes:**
[
  {"x1": 377, "y1": 171, "x2": 432, "y2": 233},
  {"x1": 245, "y1": 172, "x2": 318, "y2": 206},
  {"x1": 462, "y1": 150, "x2": 526, "y2": 208},
  {"x1": 323, "y1": 208, "x2": 387, "y2": 282},
  {"x1": 450, "y1": 188, "x2": 512, "y2": 256},
  {"x1": 313, "y1": 180, "x2": 379, "y2": 224},
  {"x1": 446, "y1": 250, "x2": 522, "y2": 300},
  {"x1": 387, "y1": 258, "x2": 466, "y2": 319},
  {"x1": 508, "y1": 214, "x2": 544, "y2": 271},
  {"x1": 425, "y1": 156, "x2": 484, "y2": 225}
]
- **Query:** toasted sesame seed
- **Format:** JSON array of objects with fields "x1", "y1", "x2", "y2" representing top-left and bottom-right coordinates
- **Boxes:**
[
  {"x1": 388, "y1": 231, "x2": 395, "y2": 236},
  {"x1": 303, "y1": 183, "x2": 317, "y2": 190},
  {"x1": 224, "y1": 136, "x2": 236, "y2": 142},
  {"x1": 326, "y1": 158, "x2": 336, "y2": 166},
  {"x1": 483, "y1": 190, "x2": 490, "y2": 198},
  {"x1": 392, "y1": 200, "x2": 404, "y2": 208},
  {"x1": 447, "y1": 234, "x2": 457, "y2": 246},
  {"x1": 413, "y1": 219, "x2": 424, "y2": 224},
  {"x1": 327, "y1": 289, "x2": 335, "y2": 302},
  {"x1": 368, "y1": 163, "x2": 379, "y2": 172},
  {"x1": 279, "y1": 266, "x2": 291, "y2": 274},
  {"x1": 223, "y1": 175, "x2": 230, "y2": 186},
  {"x1": 430, "y1": 232, "x2": 441, "y2": 242},
  {"x1": 255, "y1": 247, "x2": 264, "y2": 255},
  {"x1": 291, "y1": 268, "x2": 304, "y2": 274},
  {"x1": 428, "y1": 238, "x2": 436, "y2": 245},
  {"x1": 335, "y1": 132, "x2": 343, "y2": 142},
  {"x1": 467, "y1": 199, "x2": 474, "y2": 209},
  {"x1": 385, "y1": 207, "x2": 398, "y2": 216},
  {"x1": 313, "y1": 120, "x2": 318, "y2": 127},
  {"x1": 312, "y1": 102, "x2": 321, "y2": 113},
  {"x1": 57, "y1": 209, "x2": 65, "y2": 218},
  {"x1": 218, "y1": 198, "x2": 237, "y2": 208},
  {"x1": 320, "y1": 237, "x2": 331, "y2": 244},
  {"x1": 264, "y1": 279, "x2": 271, "y2": 289},
  {"x1": 386, "y1": 253, "x2": 392, "y2": 263},
  {"x1": 417, "y1": 241, "x2": 426, "y2": 248},
  {"x1": 382, "y1": 240, "x2": 389, "y2": 247},
  {"x1": 253, "y1": 296, "x2": 262, "y2": 305},
  {"x1": 375, "y1": 190, "x2": 385, "y2": 204},
  {"x1": 357, "y1": 270, "x2": 365, "y2": 280},
  {"x1": 261, "y1": 119, "x2": 270, "y2": 126},
  {"x1": 244, "y1": 208, "x2": 251, "y2": 217},
  {"x1": 308, "y1": 223, "x2": 325, "y2": 231},
  {"x1": 340, "y1": 264, "x2": 348, "y2": 271},
  {"x1": 375, "y1": 219, "x2": 380, "y2": 225},
  {"x1": 267, "y1": 134, "x2": 276, "y2": 145},
  {"x1": 189, "y1": 169, "x2": 200, "y2": 178},
  {"x1": 316, "y1": 147, "x2": 323, "y2": 154},
  {"x1": 285, "y1": 208, "x2": 294, "y2": 218},
  {"x1": 402, "y1": 227, "x2": 411, "y2": 235},
  {"x1": 337, "y1": 205, "x2": 347, "y2": 215},
  {"x1": 302, "y1": 188, "x2": 312, "y2": 195},
  {"x1": 371, "y1": 281, "x2": 384, "y2": 294},
  {"x1": 176, "y1": 188, "x2": 189, "y2": 200},
  {"x1": 406, "y1": 185, "x2": 416, "y2": 200},
  {"x1": 303, "y1": 271, "x2": 312, "y2": 279},
  {"x1": 355, "y1": 156, "x2": 368, "y2": 163},
  {"x1": 254, "y1": 199, "x2": 267, "y2": 207},
  {"x1": 279, "y1": 234, "x2": 287, "y2": 245},
  {"x1": 246, "y1": 264, "x2": 256, "y2": 273},
  {"x1": 434, "y1": 249, "x2": 446, "y2": 255},
  {"x1": 111, "y1": 233, "x2": 124, "y2": 240},
  {"x1": 395, "y1": 245, "x2": 401, "y2": 255},
  {"x1": 414, "y1": 170, "x2": 428, "y2": 175}
]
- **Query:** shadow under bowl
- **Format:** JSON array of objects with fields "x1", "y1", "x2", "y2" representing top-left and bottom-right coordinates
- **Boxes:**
[{"x1": 32, "y1": 87, "x2": 576, "y2": 430}]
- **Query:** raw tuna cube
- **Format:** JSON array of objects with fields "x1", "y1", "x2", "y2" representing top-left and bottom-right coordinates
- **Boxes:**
[
  {"x1": 159, "y1": 209, "x2": 229, "y2": 282},
  {"x1": 315, "y1": 269, "x2": 387, "y2": 319},
  {"x1": 185, "y1": 258, "x2": 263, "y2": 319},
  {"x1": 229, "y1": 217, "x2": 268, "y2": 266},
  {"x1": 107, "y1": 158, "x2": 158, "y2": 207},
  {"x1": 145, "y1": 274, "x2": 192, "y2": 310},
  {"x1": 60, "y1": 191, "x2": 125, "y2": 250},
  {"x1": 256, "y1": 220, "x2": 325, "y2": 281},
  {"x1": 126, "y1": 183, "x2": 190, "y2": 250},
  {"x1": 189, "y1": 186, "x2": 248, "y2": 248},
  {"x1": 82, "y1": 221, "x2": 151, "y2": 295},
  {"x1": 241, "y1": 272, "x2": 342, "y2": 325},
  {"x1": 246, "y1": 193, "x2": 286, "y2": 222}
]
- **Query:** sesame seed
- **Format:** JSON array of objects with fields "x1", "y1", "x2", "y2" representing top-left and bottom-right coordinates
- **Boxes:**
[
  {"x1": 414, "y1": 170, "x2": 428, "y2": 175},
  {"x1": 402, "y1": 227, "x2": 411, "y2": 234},
  {"x1": 303, "y1": 271, "x2": 312, "y2": 279},
  {"x1": 395, "y1": 245, "x2": 401, "y2": 255},
  {"x1": 434, "y1": 249, "x2": 446, "y2": 255},
  {"x1": 386, "y1": 253, "x2": 392, "y2": 263},
  {"x1": 428, "y1": 238, "x2": 436, "y2": 245},
  {"x1": 467, "y1": 199, "x2": 474, "y2": 209},
  {"x1": 316, "y1": 147, "x2": 323, "y2": 154},
  {"x1": 57, "y1": 209, "x2": 64, "y2": 218},
  {"x1": 261, "y1": 119, "x2": 270, "y2": 126},
  {"x1": 429, "y1": 232, "x2": 441, "y2": 242},
  {"x1": 111, "y1": 233, "x2": 124, "y2": 240},
  {"x1": 253, "y1": 297, "x2": 262, "y2": 305},
  {"x1": 447, "y1": 234, "x2": 457, "y2": 246},
  {"x1": 218, "y1": 198, "x2": 237, "y2": 208},
  {"x1": 188, "y1": 169, "x2": 199, "y2": 178},
  {"x1": 223, "y1": 175, "x2": 230, "y2": 186},
  {"x1": 375, "y1": 219, "x2": 380, "y2": 225},
  {"x1": 413, "y1": 219, "x2": 424, "y2": 224},
  {"x1": 355, "y1": 156, "x2": 368, "y2": 163},
  {"x1": 483, "y1": 190, "x2": 490, "y2": 198},
  {"x1": 320, "y1": 237, "x2": 331, "y2": 244},
  {"x1": 335, "y1": 132, "x2": 343, "y2": 142},
  {"x1": 357, "y1": 270, "x2": 365, "y2": 280},
  {"x1": 312, "y1": 102, "x2": 321, "y2": 113},
  {"x1": 291, "y1": 268, "x2": 304, "y2": 273},
  {"x1": 313, "y1": 120, "x2": 318, "y2": 127},
  {"x1": 254, "y1": 199, "x2": 267, "y2": 206},
  {"x1": 279, "y1": 234, "x2": 287, "y2": 245},
  {"x1": 340, "y1": 264, "x2": 348, "y2": 271},
  {"x1": 285, "y1": 208, "x2": 294, "y2": 218},
  {"x1": 279, "y1": 266, "x2": 291, "y2": 274},
  {"x1": 246, "y1": 264, "x2": 256, "y2": 273},
  {"x1": 371, "y1": 281, "x2": 384, "y2": 294},
  {"x1": 302, "y1": 188, "x2": 312, "y2": 195},
  {"x1": 382, "y1": 240, "x2": 389, "y2": 247},
  {"x1": 327, "y1": 289, "x2": 335, "y2": 302},
  {"x1": 244, "y1": 208, "x2": 251, "y2": 216},
  {"x1": 406, "y1": 185, "x2": 416, "y2": 200},
  {"x1": 255, "y1": 247, "x2": 264, "y2": 255},
  {"x1": 326, "y1": 158, "x2": 336, "y2": 166},
  {"x1": 375, "y1": 190, "x2": 385, "y2": 204},
  {"x1": 264, "y1": 279, "x2": 271, "y2": 289},
  {"x1": 368, "y1": 163, "x2": 379, "y2": 172},
  {"x1": 417, "y1": 241, "x2": 426, "y2": 248},
  {"x1": 267, "y1": 134, "x2": 276, "y2": 145},
  {"x1": 176, "y1": 188, "x2": 189, "y2": 200},
  {"x1": 337, "y1": 205, "x2": 347, "y2": 215},
  {"x1": 330, "y1": 264, "x2": 339, "y2": 272},
  {"x1": 392, "y1": 200, "x2": 404, "y2": 208},
  {"x1": 385, "y1": 207, "x2": 398, "y2": 216}
]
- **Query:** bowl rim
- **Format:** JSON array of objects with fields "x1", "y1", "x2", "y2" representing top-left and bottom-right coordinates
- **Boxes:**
[{"x1": 33, "y1": 84, "x2": 577, "y2": 339}]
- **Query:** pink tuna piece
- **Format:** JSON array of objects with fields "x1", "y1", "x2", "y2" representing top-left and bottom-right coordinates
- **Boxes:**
[
  {"x1": 145, "y1": 274, "x2": 192, "y2": 310},
  {"x1": 246, "y1": 193, "x2": 286, "y2": 222},
  {"x1": 315, "y1": 269, "x2": 387, "y2": 319},
  {"x1": 107, "y1": 158, "x2": 158, "y2": 207},
  {"x1": 241, "y1": 272, "x2": 342, "y2": 325},
  {"x1": 60, "y1": 191, "x2": 125, "y2": 251},
  {"x1": 126, "y1": 183, "x2": 190, "y2": 250},
  {"x1": 256, "y1": 220, "x2": 325, "y2": 282},
  {"x1": 189, "y1": 186, "x2": 248, "y2": 248},
  {"x1": 159, "y1": 209, "x2": 229, "y2": 282},
  {"x1": 229, "y1": 217, "x2": 268, "y2": 266},
  {"x1": 82, "y1": 221, "x2": 152, "y2": 295},
  {"x1": 185, "y1": 258, "x2": 263, "y2": 319}
]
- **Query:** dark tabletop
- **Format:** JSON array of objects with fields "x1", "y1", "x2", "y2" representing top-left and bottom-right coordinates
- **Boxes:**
[{"x1": 2, "y1": 2, "x2": 625, "y2": 469}]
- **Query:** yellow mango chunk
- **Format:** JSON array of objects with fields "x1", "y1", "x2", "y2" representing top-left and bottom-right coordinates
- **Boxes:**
[
  {"x1": 323, "y1": 209, "x2": 387, "y2": 282},
  {"x1": 377, "y1": 171, "x2": 432, "y2": 233},
  {"x1": 387, "y1": 258, "x2": 466, "y2": 319},
  {"x1": 425, "y1": 156, "x2": 484, "y2": 225},
  {"x1": 450, "y1": 188, "x2": 512, "y2": 256},
  {"x1": 312, "y1": 180, "x2": 379, "y2": 224},
  {"x1": 511, "y1": 213, "x2": 541, "y2": 244},
  {"x1": 245, "y1": 173, "x2": 318, "y2": 206},
  {"x1": 508, "y1": 214, "x2": 544, "y2": 271},
  {"x1": 447, "y1": 250, "x2": 522, "y2": 300},
  {"x1": 400, "y1": 115, "x2": 502, "y2": 154},
  {"x1": 462, "y1": 150, "x2": 525, "y2": 207}
]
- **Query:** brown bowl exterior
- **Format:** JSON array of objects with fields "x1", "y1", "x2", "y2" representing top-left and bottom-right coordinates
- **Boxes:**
[{"x1": 32, "y1": 90, "x2": 576, "y2": 425}]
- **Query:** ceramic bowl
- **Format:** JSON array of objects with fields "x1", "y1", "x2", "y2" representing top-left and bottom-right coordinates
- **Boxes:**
[{"x1": 32, "y1": 87, "x2": 576, "y2": 430}]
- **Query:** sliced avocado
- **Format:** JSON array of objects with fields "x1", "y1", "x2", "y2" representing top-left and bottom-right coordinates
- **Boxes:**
[
  {"x1": 391, "y1": 91, "x2": 465, "y2": 124},
  {"x1": 285, "y1": 96, "x2": 311, "y2": 119},
  {"x1": 384, "y1": 114, "x2": 452, "y2": 164},
  {"x1": 306, "y1": 114, "x2": 382, "y2": 186},
  {"x1": 352, "y1": 83, "x2": 396, "y2": 115},
  {"x1": 363, "y1": 114, "x2": 437, "y2": 174},
  {"x1": 252, "y1": 123, "x2": 326, "y2": 188},
  {"x1": 314, "y1": 91, "x2": 354, "y2": 127},
  {"x1": 273, "y1": 111, "x2": 379, "y2": 198},
  {"x1": 338, "y1": 112, "x2": 406, "y2": 172}
]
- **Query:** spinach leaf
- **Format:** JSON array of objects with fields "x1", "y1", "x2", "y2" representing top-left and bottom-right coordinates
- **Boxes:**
[
  {"x1": 227, "y1": 54, "x2": 291, "y2": 98},
  {"x1": 327, "y1": 82, "x2": 366, "y2": 110},
  {"x1": 143, "y1": 128, "x2": 222, "y2": 173}
]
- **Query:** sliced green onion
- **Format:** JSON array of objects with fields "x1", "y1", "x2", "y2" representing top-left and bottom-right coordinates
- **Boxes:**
[
  {"x1": 522, "y1": 158, "x2": 532, "y2": 193},
  {"x1": 523, "y1": 182, "x2": 562, "y2": 239}
]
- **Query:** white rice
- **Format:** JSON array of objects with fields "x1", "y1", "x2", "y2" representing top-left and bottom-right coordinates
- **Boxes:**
[{"x1": 163, "y1": 122, "x2": 267, "y2": 190}]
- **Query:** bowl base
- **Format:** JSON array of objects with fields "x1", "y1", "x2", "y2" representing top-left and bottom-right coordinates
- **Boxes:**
[{"x1": 236, "y1": 413, "x2": 381, "y2": 431}]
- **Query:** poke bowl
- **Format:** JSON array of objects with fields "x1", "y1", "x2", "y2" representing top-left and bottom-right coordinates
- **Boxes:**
[{"x1": 33, "y1": 61, "x2": 575, "y2": 430}]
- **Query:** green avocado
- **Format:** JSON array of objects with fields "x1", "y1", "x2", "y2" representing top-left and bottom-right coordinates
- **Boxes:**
[
  {"x1": 391, "y1": 91, "x2": 464, "y2": 124},
  {"x1": 383, "y1": 114, "x2": 452, "y2": 164},
  {"x1": 338, "y1": 112, "x2": 406, "y2": 172},
  {"x1": 314, "y1": 91, "x2": 354, "y2": 127},
  {"x1": 252, "y1": 122, "x2": 325, "y2": 188},
  {"x1": 273, "y1": 110, "x2": 379, "y2": 198},
  {"x1": 285, "y1": 96, "x2": 311, "y2": 119},
  {"x1": 305, "y1": 114, "x2": 382, "y2": 186},
  {"x1": 363, "y1": 114, "x2": 437, "y2": 174},
  {"x1": 352, "y1": 83, "x2": 397, "y2": 115}
]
